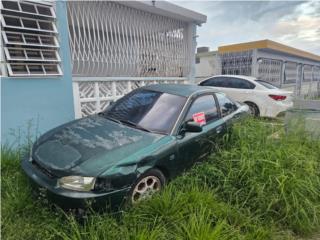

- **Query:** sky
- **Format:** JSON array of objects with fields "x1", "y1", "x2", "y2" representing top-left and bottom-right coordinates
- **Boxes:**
[{"x1": 171, "y1": 1, "x2": 320, "y2": 55}]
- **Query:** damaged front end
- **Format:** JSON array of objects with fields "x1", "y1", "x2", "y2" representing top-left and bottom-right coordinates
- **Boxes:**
[
  {"x1": 21, "y1": 115, "x2": 162, "y2": 211},
  {"x1": 22, "y1": 155, "x2": 132, "y2": 211}
]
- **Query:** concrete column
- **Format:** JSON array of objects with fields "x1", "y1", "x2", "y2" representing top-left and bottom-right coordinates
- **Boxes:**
[
  {"x1": 310, "y1": 66, "x2": 314, "y2": 96},
  {"x1": 0, "y1": 15, "x2": 7, "y2": 77},
  {"x1": 316, "y1": 67, "x2": 320, "y2": 95},
  {"x1": 186, "y1": 23, "x2": 197, "y2": 84},
  {"x1": 295, "y1": 63, "x2": 302, "y2": 97},
  {"x1": 251, "y1": 49, "x2": 259, "y2": 78},
  {"x1": 280, "y1": 61, "x2": 286, "y2": 88}
]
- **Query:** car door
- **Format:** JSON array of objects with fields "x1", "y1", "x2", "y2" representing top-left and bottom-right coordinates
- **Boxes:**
[
  {"x1": 175, "y1": 94, "x2": 225, "y2": 170},
  {"x1": 200, "y1": 77, "x2": 255, "y2": 103},
  {"x1": 224, "y1": 77, "x2": 255, "y2": 102},
  {"x1": 215, "y1": 92, "x2": 240, "y2": 129}
]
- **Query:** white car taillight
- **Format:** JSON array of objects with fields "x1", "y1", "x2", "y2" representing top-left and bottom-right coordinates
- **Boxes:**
[{"x1": 269, "y1": 94, "x2": 287, "y2": 101}]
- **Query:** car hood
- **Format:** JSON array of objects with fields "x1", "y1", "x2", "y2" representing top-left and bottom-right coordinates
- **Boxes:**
[{"x1": 32, "y1": 115, "x2": 164, "y2": 177}]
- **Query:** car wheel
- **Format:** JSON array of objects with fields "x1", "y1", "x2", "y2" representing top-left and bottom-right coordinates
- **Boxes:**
[
  {"x1": 245, "y1": 102, "x2": 260, "y2": 117},
  {"x1": 129, "y1": 169, "x2": 165, "y2": 204}
]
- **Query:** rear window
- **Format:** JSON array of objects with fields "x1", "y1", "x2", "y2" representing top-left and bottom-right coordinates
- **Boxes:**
[
  {"x1": 200, "y1": 77, "x2": 255, "y2": 89},
  {"x1": 199, "y1": 78, "x2": 223, "y2": 87},
  {"x1": 256, "y1": 80, "x2": 278, "y2": 89}
]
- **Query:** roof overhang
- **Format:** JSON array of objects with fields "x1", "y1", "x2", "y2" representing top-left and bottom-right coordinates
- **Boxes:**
[
  {"x1": 119, "y1": 0, "x2": 207, "y2": 25},
  {"x1": 197, "y1": 51, "x2": 218, "y2": 57},
  {"x1": 218, "y1": 40, "x2": 320, "y2": 62}
]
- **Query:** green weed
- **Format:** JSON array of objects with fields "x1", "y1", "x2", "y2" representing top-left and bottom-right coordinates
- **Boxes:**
[
  {"x1": 1, "y1": 119, "x2": 319, "y2": 239},
  {"x1": 186, "y1": 119, "x2": 320, "y2": 234}
]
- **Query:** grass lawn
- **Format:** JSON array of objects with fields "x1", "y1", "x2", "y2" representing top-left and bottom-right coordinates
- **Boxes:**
[{"x1": 2, "y1": 119, "x2": 320, "y2": 240}]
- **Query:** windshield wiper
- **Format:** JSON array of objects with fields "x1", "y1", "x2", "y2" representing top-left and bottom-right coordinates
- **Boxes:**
[
  {"x1": 104, "y1": 115, "x2": 122, "y2": 125},
  {"x1": 99, "y1": 114, "x2": 157, "y2": 133},
  {"x1": 118, "y1": 119, "x2": 152, "y2": 133}
]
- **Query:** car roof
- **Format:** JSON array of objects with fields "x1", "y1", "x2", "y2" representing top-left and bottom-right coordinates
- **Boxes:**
[
  {"x1": 206, "y1": 75, "x2": 257, "y2": 82},
  {"x1": 142, "y1": 84, "x2": 216, "y2": 97}
]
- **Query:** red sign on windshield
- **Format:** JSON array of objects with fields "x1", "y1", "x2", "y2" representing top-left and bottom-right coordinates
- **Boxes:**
[{"x1": 192, "y1": 112, "x2": 206, "y2": 126}]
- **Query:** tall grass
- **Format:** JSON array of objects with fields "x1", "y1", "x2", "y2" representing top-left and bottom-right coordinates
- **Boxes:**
[
  {"x1": 183, "y1": 119, "x2": 320, "y2": 234},
  {"x1": 1, "y1": 119, "x2": 320, "y2": 239}
]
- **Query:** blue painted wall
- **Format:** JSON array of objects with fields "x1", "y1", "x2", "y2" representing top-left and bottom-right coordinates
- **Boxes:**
[{"x1": 1, "y1": 1, "x2": 75, "y2": 147}]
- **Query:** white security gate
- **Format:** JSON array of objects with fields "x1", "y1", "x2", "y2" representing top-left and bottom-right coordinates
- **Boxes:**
[
  {"x1": 67, "y1": 1, "x2": 194, "y2": 118},
  {"x1": 257, "y1": 58, "x2": 282, "y2": 85},
  {"x1": 67, "y1": 1, "x2": 192, "y2": 78},
  {"x1": 220, "y1": 50, "x2": 253, "y2": 76}
]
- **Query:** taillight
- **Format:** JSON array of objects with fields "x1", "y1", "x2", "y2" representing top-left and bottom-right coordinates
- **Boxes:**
[{"x1": 269, "y1": 94, "x2": 286, "y2": 101}]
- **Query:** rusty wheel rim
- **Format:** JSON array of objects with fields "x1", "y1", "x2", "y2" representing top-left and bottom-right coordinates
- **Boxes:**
[{"x1": 132, "y1": 176, "x2": 161, "y2": 203}]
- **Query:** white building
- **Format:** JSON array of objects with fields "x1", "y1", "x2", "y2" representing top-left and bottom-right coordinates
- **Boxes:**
[
  {"x1": 0, "y1": 0, "x2": 206, "y2": 144},
  {"x1": 195, "y1": 40, "x2": 320, "y2": 95},
  {"x1": 195, "y1": 47, "x2": 220, "y2": 82},
  {"x1": 67, "y1": 1, "x2": 207, "y2": 117}
]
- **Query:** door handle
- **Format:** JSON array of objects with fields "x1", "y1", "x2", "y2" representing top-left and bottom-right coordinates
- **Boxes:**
[
  {"x1": 234, "y1": 114, "x2": 240, "y2": 119},
  {"x1": 216, "y1": 126, "x2": 223, "y2": 134}
]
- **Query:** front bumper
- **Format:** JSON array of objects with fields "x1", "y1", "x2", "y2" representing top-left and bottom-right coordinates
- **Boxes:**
[{"x1": 21, "y1": 158, "x2": 131, "y2": 210}]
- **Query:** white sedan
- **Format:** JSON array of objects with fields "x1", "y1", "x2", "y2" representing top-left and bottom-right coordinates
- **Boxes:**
[{"x1": 199, "y1": 75, "x2": 293, "y2": 117}]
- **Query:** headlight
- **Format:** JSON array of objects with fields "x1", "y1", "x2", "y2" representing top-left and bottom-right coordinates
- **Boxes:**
[{"x1": 58, "y1": 176, "x2": 96, "y2": 192}]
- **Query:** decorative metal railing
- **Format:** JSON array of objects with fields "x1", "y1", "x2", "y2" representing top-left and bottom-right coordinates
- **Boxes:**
[
  {"x1": 220, "y1": 50, "x2": 253, "y2": 76},
  {"x1": 257, "y1": 58, "x2": 282, "y2": 85},
  {"x1": 73, "y1": 77, "x2": 187, "y2": 118},
  {"x1": 67, "y1": 1, "x2": 191, "y2": 78},
  {"x1": 284, "y1": 61, "x2": 298, "y2": 84},
  {"x1": 303, "y1": 65, "x2": 313, "y2": 82}
]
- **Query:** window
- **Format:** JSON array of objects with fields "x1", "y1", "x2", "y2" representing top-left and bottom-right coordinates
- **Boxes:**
[
  {"x1": 226, "y1": 77, "x2": 255, "y2": 89},
  {"x1": 2, "y1": 31, "x2": 59, "y2": 47},
  {"x1": 4, "y1": 47, "x2": 59, "y2": 62},
  {"x1": 195, "y1": 57, "x2": 200, "y2": 64},
  {"x1": 199, "y1": 77, "x2": 225, "y2": 87},
  {"x1": 1, "y1": 15, "x2": 57, "y2": 33},
  {"x1": 105, "y1": 89, "x2": 187, "y2": 134},
  {"x1": 1, "y1": 1, "x2": 61, "y2": 77},
  {"x1": 2, "y1": 1, "x2": 19, "y2": 11},
  {"x1": 7, "y1": 63, "x2": 61, "y2": 76},
  {"x1": 255, "y1": 80, "x2": 278, "y2": 89},
  {"x1": 216, "y1": 93, "x2": 237, "y2": 117},
  {"x1": 20, "y1": 3, "x2": 37, "y2": 14},
  {"x1": 185, "y1": 95, "x2": 219, "y2": 124},
  {"x1": 200, "y1": 77, "x2": 255, "y2": 89},
  {"x1": 2, "y1": 1, "x2": 55, "y2": 17}
]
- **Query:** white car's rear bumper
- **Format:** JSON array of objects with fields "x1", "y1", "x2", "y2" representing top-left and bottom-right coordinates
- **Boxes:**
[{"x1": 261, "y1": 101, "x2": 293, "y2": 118}]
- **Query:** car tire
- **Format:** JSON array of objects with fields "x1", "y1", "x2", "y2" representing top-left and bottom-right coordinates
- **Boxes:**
[
  {"x1": 128, "y1": 169, "x2": 166, "y2": 205},
  {"x1": 245, "y1": 102, "x2": 260, "y2": 117}
]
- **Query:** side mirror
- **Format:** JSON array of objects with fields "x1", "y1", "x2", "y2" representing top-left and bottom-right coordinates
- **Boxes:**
[{"x1": 183, "y1": 121, "x2": 203, "y2": 133}]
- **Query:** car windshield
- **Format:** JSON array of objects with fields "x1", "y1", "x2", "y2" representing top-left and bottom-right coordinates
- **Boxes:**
[
  {"x1": 103, "y1": 89, "x2": 187, "y2": 134},
  {"x1": 255, "y1": 80, "x2": 278, "y2": 89}
]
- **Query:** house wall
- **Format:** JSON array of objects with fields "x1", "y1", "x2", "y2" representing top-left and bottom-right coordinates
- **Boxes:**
[
  {"x1": 254, "y1": 49, "x2": 320, "y2": 89},
  {"x1": 195, "y1": 53, "x2": 221, "y2": 82},
  {"x1": 1, "y1": 1, "x2": 204, "y2": 145},
  {"x1": 1, "y1": 1, "x2": 74, "y2": 146},
  {"x1": 67, "y1": 1, "x2": 192, "y2": 78},
  {"x1": 67, "y1": 1, "x2": 200, "y2": 118}
]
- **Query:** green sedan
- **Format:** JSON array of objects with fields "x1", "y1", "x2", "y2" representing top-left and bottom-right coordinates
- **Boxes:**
[{"x1": 22, "y1": 84, "x2": 249, "y2": 210}]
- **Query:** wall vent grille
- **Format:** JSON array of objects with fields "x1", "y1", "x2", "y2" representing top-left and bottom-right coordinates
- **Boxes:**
[{"x1": 1, "y1": 0, "x2": 61, "y2": 77}]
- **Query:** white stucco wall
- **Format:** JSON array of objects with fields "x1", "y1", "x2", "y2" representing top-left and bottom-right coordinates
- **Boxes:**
[{"x1": 195, "y1": 53, "x2": 221, "y2": 82}]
